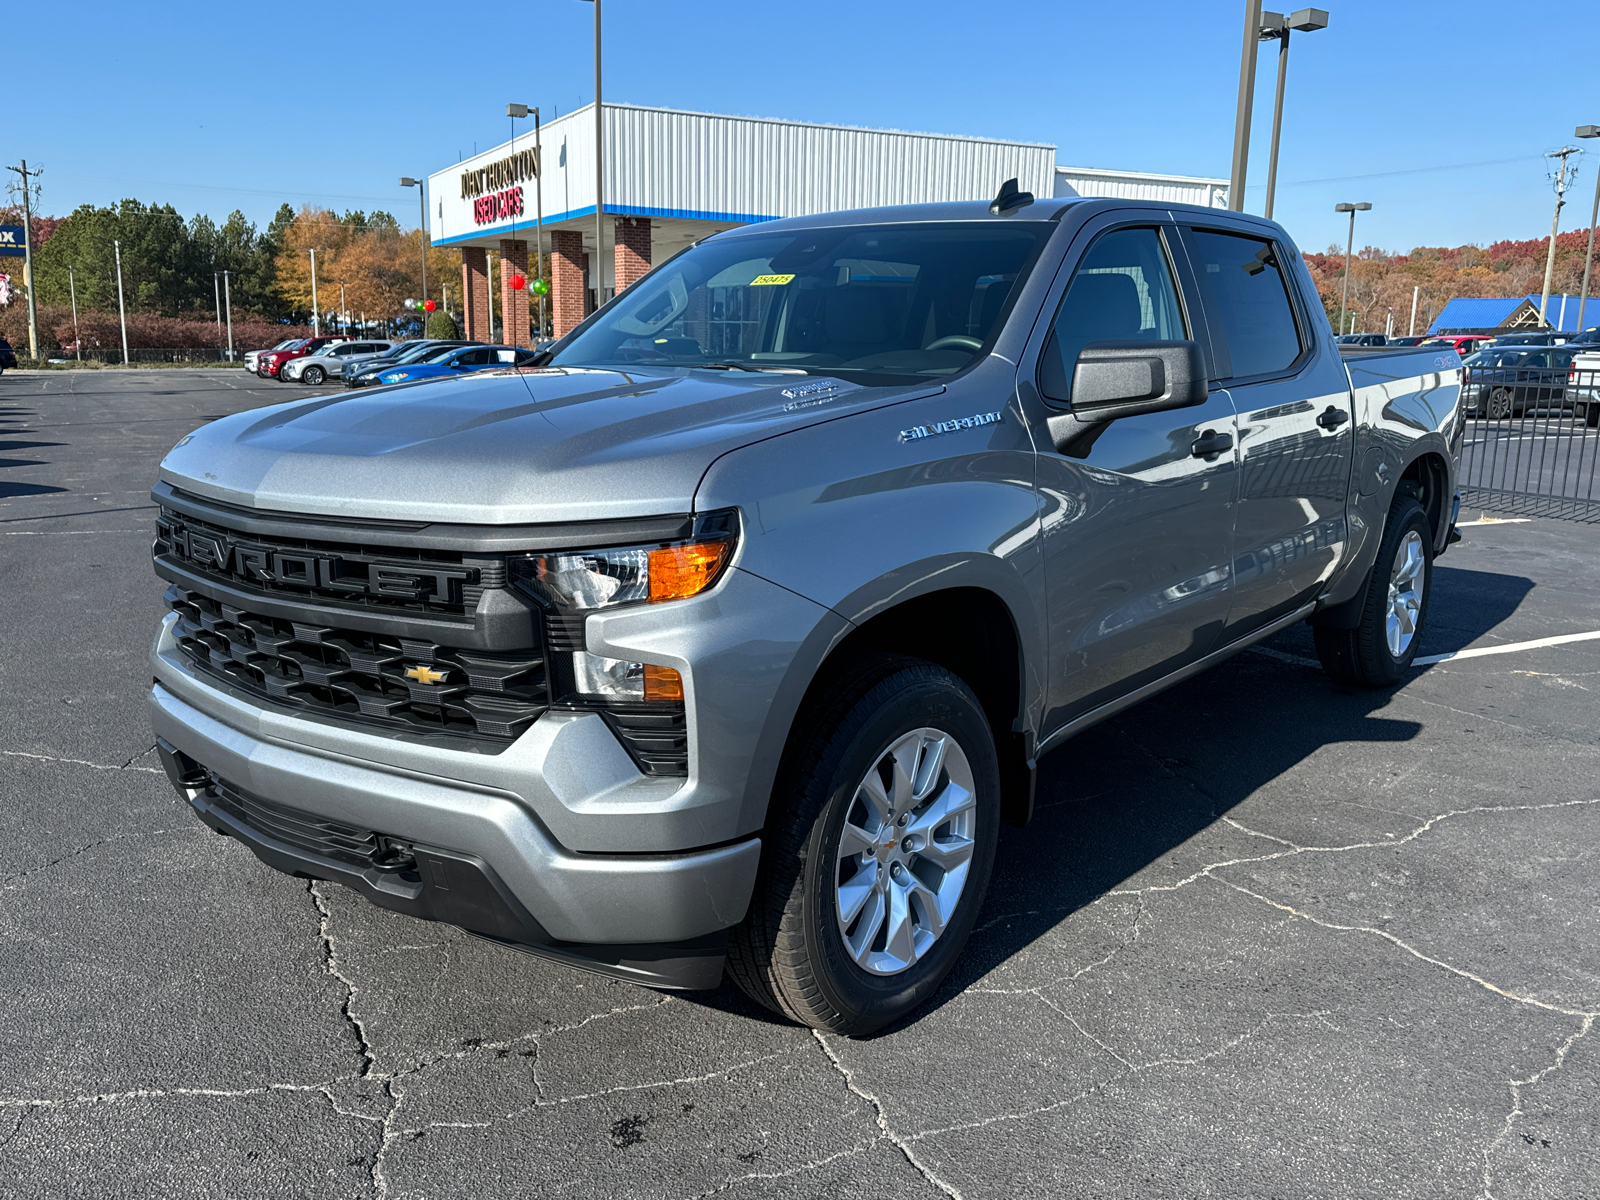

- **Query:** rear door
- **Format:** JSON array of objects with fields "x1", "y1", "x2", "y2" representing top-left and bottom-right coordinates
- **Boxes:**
[
  {"x1": 1024, "y1": 215, "x2": 1240, "y2": 730},
  {"x1": 1178, "y1": 224, "x2": 1355, "y2": 639}
]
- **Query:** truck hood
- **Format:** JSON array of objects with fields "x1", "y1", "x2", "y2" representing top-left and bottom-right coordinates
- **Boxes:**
[{"x1": 159, "y1": 367, "x2": 935, "y2": 524}]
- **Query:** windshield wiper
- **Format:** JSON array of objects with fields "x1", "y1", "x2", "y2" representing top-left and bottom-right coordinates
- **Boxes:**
[{"x1": 694, "y1": 362, "x2": 809, "y2": 375}]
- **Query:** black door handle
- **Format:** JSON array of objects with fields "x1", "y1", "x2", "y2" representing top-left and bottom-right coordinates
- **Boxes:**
[
  {"x1": 1191, "y1": 430, "x2": 1234, "y2": 458},
  {"x1": 1316, "y1": 406, "x2": 1350, "y2": 430}
]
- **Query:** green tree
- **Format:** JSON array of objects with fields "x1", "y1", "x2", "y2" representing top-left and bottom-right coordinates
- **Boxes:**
[{"x1": 425, "y1": 310, "x2": 459, "y2": 339}]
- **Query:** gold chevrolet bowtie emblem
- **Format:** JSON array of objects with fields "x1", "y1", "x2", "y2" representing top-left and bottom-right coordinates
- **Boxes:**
[{"x1": 405, "y1": 665, "x2": 448, "y2": 685}]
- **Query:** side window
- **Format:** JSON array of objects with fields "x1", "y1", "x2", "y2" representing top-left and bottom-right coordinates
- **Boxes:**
[
  {"x1": 1038, "y1": 227, "x2": 1186, "y2": 402},
  {"x1": 1523, "y1": 351, "x2": 1550, "y2": 369},
  {"x1": 1188, "y1": 229, "x2": 1303, "y2": 379}
]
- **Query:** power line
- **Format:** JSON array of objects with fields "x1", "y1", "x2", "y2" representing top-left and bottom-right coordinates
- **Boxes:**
[{"x1": 1243, "y1": 154, "x2": 1546, "y2": 191}]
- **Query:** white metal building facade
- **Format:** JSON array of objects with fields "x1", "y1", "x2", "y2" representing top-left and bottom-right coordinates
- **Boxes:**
[{"x1": 426, "y1": 103, "x2": 1226, "y2": 341}]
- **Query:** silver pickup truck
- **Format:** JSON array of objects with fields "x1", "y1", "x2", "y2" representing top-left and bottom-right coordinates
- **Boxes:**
[{"x1": 148, "y1": 191, "x2": 1463, "y2": 1035}]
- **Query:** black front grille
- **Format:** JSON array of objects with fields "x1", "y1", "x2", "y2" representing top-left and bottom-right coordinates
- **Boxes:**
[
  {"x1": 209, "y1": 778, "x2": 380, "y2": 867},
  {"x1": 155, "y1": 504, "x2": 500, "y2": 618},
  {"x1": 168, "y1": 586, "x2": 549, "y2": 744}
]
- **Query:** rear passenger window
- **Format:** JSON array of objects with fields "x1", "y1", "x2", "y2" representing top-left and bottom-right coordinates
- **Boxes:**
[
  {"x1": 1189, "y1": 229, "x2": 1303, "y2": 379},
  {"x1": 1038, "y1": 227, "x2": 1187, "y2": 402}
]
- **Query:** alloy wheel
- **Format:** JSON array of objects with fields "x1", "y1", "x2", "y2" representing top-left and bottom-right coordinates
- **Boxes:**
[
  {"x1": 1386, "y1": 529, "x2": 1426, "y2": 658},
  {"x1": 834, "y1": 727, "x2": 977, "y2": 976}
]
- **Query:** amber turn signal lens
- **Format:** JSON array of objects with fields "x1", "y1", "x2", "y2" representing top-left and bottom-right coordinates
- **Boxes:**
[
  {"x1": 643, "y1": 663, "x2": 684, "y2": 702},
  {"x1": 648, "y1": 540, "x2": 730, "y2": 602}
]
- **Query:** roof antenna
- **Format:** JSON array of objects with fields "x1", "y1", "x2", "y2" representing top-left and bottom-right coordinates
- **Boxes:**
[{"x1": 989, "y1": 177, "x2": 1034, "y2": 215}]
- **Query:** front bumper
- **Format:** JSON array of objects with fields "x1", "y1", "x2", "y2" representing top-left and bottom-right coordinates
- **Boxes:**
[{"x1": 151, "y1": 681, "x2": 759, "y2": 987}]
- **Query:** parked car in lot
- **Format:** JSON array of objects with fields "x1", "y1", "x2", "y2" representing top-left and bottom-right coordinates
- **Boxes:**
[
  {"x1": 149, "y1": 194, "x2": 1462, "y2": 1034},
  {"x1": 282, "y1": 340, "x2": 395, "y2": 385},
  {"x1": 244, "y1": 339, "x2": 301, "y2": 375},
  {"x1": 1386, "y1": 336, "x2": 1429, "y2": 346},
  {"x1": 1490, "y1": 331, "x2": 1568, "y2": 348},
  {"x1": 1336, "y1": 333, "x2": 1387, "y2": 346},
  {"x1": 1461, "y1": 346, "x2": 1580, "y2": 418},
  {"x1": 1569, "y1": 344, "x2": 1600, "y2": 427},
  {"x1": 1421, "y1": 334, "x2": 1495, "y2": 357},
  {"x1": 371, "y1": 344, "x2": 539, "y2": 385},
  {"x1": 258, "y1": 336, "x2": 349, "y2": 380},
  {"x1": 345, "y1": 340, "x2": 474, "y2": 388},
  {"x1": 0, "y1": 335, "x2": 17, "y2": 373}
]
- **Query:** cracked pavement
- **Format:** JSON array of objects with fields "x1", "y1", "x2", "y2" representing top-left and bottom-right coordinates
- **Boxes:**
[{"x1": 2, "y1": 370, "x2": 1598, "y2": 1198}]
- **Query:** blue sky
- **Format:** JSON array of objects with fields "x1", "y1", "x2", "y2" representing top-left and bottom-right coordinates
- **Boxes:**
[{"x1": 9, "y1": 0, "x2": 1597, "y2": 254}]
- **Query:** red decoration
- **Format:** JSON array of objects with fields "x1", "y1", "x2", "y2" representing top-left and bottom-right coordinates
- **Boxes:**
[
  {"x1": 423, "y1": 300, "x2": 436, "y2": 312},
  {"x1": 509, "y1": 273, "x2": 526, "y2": 291}
]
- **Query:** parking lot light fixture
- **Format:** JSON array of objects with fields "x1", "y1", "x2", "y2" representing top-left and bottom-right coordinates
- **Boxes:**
[
  {"x1": 1260, "y1": 7, "x2": 1329, "y2": 220},
  {"x1": 1335, "y1": 201, "x2": 1371, "y2": 334},
  {"x1": 401, "y1": 177, "x2": 429, "y2": 324},
  {"x1": 1575, "y1": 125, "x2": 1600, "y2": 335},
  {"x1": 508, "y1": 103, "x2": 546, "y2": 340},
  {"x1": 579, "y1": 0, "x2": 604, "y2": 310}
]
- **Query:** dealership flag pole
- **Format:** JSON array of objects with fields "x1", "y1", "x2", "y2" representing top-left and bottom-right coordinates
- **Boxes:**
[
  {"x1": 535, "y1": 108, "x2": 545, "y2": 338},
  {"x1": 113, "y1": 239, "x2": 130, "y2": 365},
  {"x1": 223, "y1": 270, "x2": 233, "y2": 361}
]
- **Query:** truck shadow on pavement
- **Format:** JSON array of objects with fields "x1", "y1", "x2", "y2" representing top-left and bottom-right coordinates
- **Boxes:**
[{"x1": 688, "y1": 565, "x2": 1541, "y2": 1032}]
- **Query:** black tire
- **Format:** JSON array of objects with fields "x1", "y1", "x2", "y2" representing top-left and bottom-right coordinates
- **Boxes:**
[
  {"x1": 1314, "y1": 495, "x2": 1433, "y2": 687},
  {"x1": 303, "y1": 365, "x2": 324, "y2": 385},
  {"x1": 726, "y1": 655, "x2": 1001, "y2": 1036},
  {"x1": 1586, "y1": 404, "x2": 1600, "y2": 430}
]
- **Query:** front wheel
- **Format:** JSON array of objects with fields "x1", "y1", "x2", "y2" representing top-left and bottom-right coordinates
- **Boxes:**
[
  {"x1": 1314, "y1": 495, "x2": 1433, "y2": 687},
  {"x1": 726, "y1": 656, "x2": 1000, "y2": 1036},
  {"x1": 302, "y1": 365, "x2": 325, "y2": 385}
]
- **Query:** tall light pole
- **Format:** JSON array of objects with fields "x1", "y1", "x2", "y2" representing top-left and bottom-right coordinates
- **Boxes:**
[
  {"x1": 508, "y1": 103, "x2": 546, "y2": 340},
  {"x1": 113, "y1": 238, "x2": 130, "y2": 366},
  {"x1": 1576, "y1": 125, "x2": 1600, "y2": 335},
  {"x1": 1335, "y1": 201, "x2": 1371, "y2": 335},
  {"x1": 1539, "y1": 146, "x2": 1579, "y2": 326},
  {"x1": 213, "y1": 270, "x2": 223, "y2": 349},
  {"x1": 222, "y1": 270, "x2": 234, "y2": 361},
  {"x1": 67, "y1": 264, "x2": 81, "y2": 360},
  {"x1": 1228, "y1": 0, "x2": 1263, "y2": 212},
  {"x1": 304, "y1": 247, "x2": 320, "y2": 335},
  {"x1": 580, "y1": 0, "x2": 605, "y2": 309},
  {"x1": 1259, "y1": 8, "x2": 1329, "y2": 220},
  {"x1": 1409, "y1": 284, "x2": 1419, "y2": 338},
  {"x1": 400, "y1": 176, "x2": 429, "y2": 329}
]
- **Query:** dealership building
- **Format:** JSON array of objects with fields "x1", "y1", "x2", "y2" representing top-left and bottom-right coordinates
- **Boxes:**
[{"x1": 426, "y1": 103, "x2": 1227, "y2": 342}]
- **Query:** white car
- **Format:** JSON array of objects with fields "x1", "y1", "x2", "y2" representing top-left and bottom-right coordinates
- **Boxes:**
[
  {"x1": 282, "y1": 340, "x2": 396, "y2": 385},
  {"x1": 243, "y1": 339, "x2": 299, "y2": 374}
]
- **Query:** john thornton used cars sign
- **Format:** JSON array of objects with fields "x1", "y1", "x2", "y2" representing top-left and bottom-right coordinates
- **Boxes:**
[{"x1": 0, "y1": 226, "x2": 25, "y2": 256}]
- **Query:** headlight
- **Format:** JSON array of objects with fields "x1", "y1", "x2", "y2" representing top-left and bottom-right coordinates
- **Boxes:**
[{"x1": 509, "y1": 512, "x2": 737, "y2": 705}]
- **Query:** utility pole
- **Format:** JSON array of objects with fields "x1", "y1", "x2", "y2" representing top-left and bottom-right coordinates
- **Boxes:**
[
  {"x1": 5, "y1": 159, "x2": 43, "y2": 361},
  {"x1": 1539, "y1": 146, "x2": 1579, "y2": 325},
  {"x1": 222, "y1": 270, "x2": 234, "y2": 361},
  {"x1": 1574, "y1": 125, "x2": 1599, "y2": 335},
  {"x1": 1335, "y1": 201, "x2": 1371, "y2": 335},
  {"x1": 113, "y1": 239, "x2": 130, "y2": 366},
  {"x1": 1228, "y1": 0, "x2": 1263, "y2": 212},
  {"x1": 1409, "y1": 284, "x2": 1419, "y2": 337},
  {"x1": 68, "y1": 265, "x2": 81, "y2": 360}
]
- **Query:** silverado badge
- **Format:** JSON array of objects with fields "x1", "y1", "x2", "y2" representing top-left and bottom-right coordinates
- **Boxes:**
[{"x1": 405, "y1": 665, "x2": 449, "y2": 685}]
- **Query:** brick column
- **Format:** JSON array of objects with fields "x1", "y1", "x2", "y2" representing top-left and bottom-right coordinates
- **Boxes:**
[
  {"x1": 614, "y1": 216, "x2": 652, "y2": 292},
  {"x1": 460, "y1": 247, "x2": 491, "y2": 342},
  {"x1": 498, "y1": 239, "x2": 529, "y2": 348},
  {"x1": 550, "y1": 229, "x2": 587, "y2": 339}
]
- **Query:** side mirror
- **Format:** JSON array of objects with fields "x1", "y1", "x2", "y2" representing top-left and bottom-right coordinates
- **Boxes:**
[{"x1": 1040, "y1": 339, "x2": 1209, "y2": 456}]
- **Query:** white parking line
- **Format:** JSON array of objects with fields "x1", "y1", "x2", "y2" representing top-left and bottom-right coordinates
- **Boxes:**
[
  {"x1": 1414, "y1": 630, "x2": 1600, "y2": 666},
  {"x1": 1457, "y1": 517, "x2": 1531, "y2": 526}
]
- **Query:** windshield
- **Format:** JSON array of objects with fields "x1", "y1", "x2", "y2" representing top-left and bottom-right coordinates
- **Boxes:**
[
  {"x1": 549, "y1": 222, "x2": 1051, "y2": 384},
  {"x1": 384, "y1": 342, "x2": 446, "y2": 364}
]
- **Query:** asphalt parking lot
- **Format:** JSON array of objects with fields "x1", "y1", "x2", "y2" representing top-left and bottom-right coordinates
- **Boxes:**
[{"x1": 2, "y1": 368, "x2": 1597, "y2": 1200}]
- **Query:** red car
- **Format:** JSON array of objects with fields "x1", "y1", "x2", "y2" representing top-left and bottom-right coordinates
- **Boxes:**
[
  {"x1": 1420, "y1": 334, "x2": 1494, "y2": 356},
  {"x1": 258, "y1": 336, "x2": 348, "y2": 379}
]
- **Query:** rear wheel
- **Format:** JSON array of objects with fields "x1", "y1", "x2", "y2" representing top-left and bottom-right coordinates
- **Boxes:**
[
  {"x1": 726, "y1": 655, "x2": 1000, "y2": 1036},
  {"x1": 1486, "y1": 387, "x2": 1516, "y2": 419},
  {"x1": 1314, "y1": 495, "x2": 1433, "y2": 687}
]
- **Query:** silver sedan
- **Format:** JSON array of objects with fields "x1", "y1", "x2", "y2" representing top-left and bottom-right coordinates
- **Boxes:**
[{"x1": 282, "y1": 340, "x2": 395, "y2": 385}]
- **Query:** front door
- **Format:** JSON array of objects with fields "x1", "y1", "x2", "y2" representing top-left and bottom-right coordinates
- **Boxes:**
[{"x1": 1025, "y1": 221, "x2": 1240, "y2": 731}]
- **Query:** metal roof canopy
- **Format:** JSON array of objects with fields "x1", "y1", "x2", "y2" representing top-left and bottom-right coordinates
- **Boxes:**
[
  {"x1": 1428, "y1": 294, "x2": 1593, "y2": 335},
  {"x1": 429, "y1": 104, "x2": 1062, "y2": 283}
]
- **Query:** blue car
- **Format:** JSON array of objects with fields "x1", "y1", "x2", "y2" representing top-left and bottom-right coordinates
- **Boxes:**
[{"x1": 375, "y1": 344, "x2": 539, "y2": 385}]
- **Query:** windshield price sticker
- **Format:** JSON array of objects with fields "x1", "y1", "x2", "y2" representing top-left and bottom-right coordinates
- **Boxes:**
[{"x1": 749, "y1": 274, "x2": 796, "y2": 286}]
